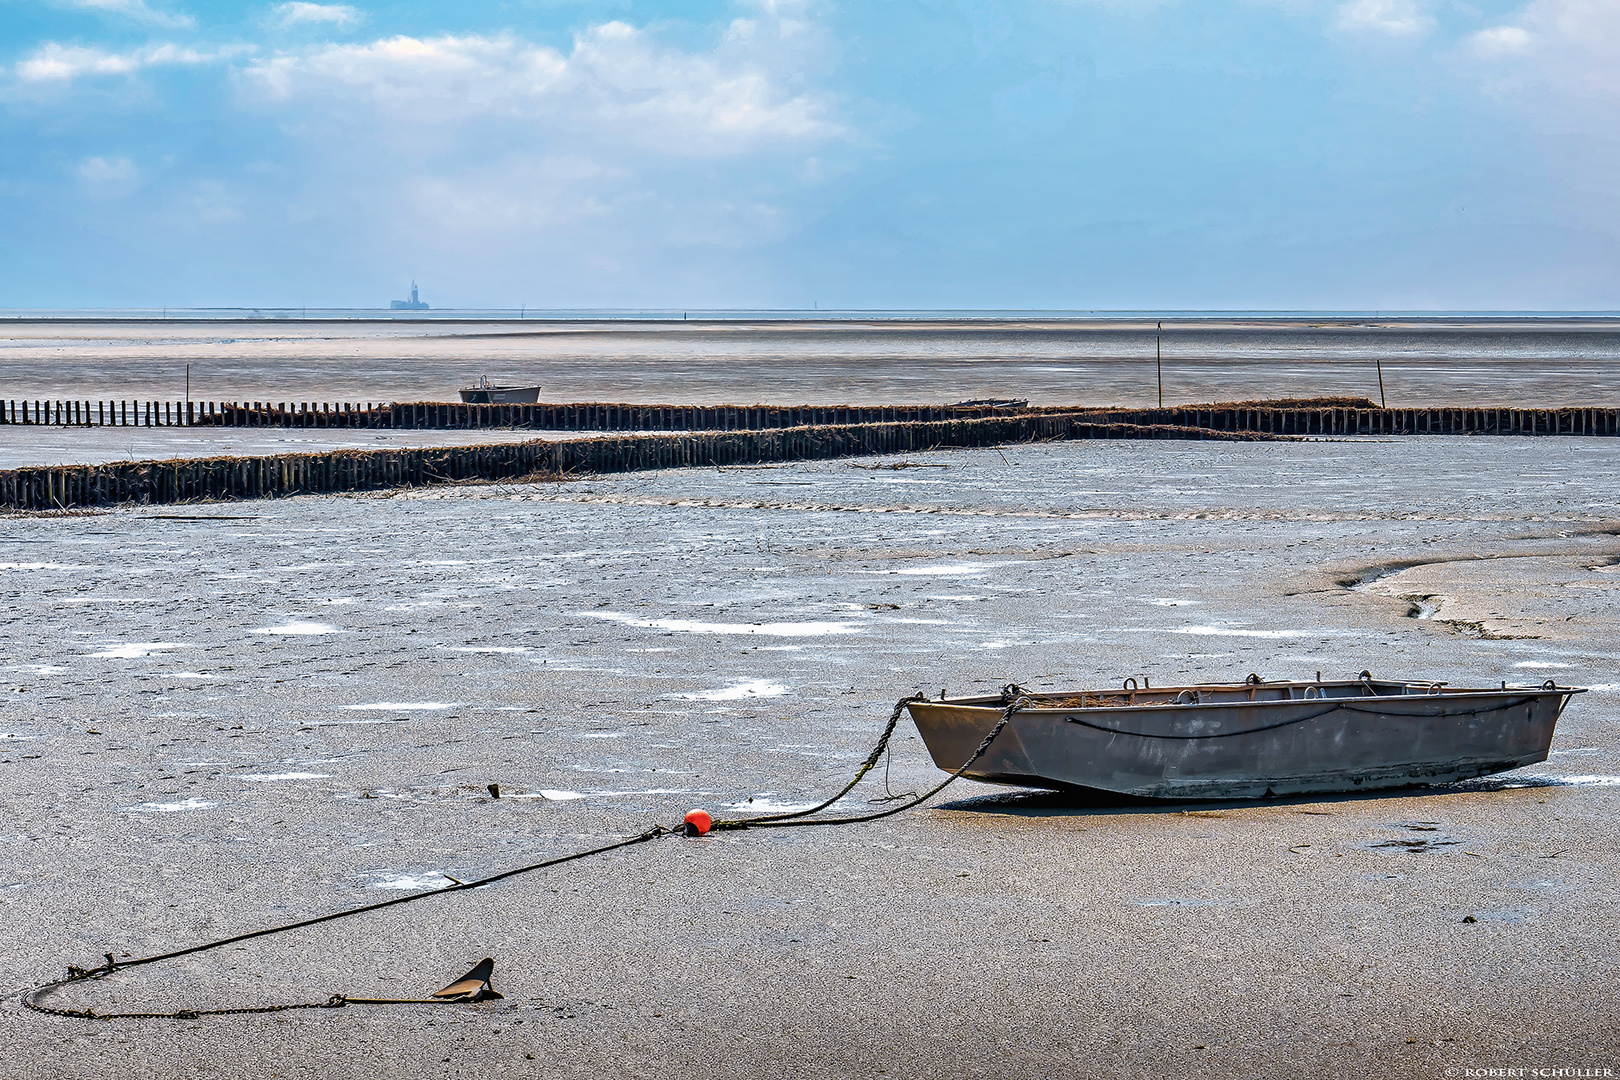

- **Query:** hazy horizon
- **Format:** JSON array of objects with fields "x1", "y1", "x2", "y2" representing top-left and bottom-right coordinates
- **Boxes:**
[{"x1": 5, "y1": 308, "x2": 1620, "y2": 322}]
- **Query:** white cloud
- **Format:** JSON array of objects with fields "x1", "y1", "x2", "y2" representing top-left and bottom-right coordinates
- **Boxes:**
[
  {"x1": 228, "y1": 10, "x2": 843, "y2": 272},
  {"x1": 271, "y1": 2, "x2": 362, "y2": 30},
  {"x1": 1465, "y1": 0, "x2": 1620, "y2": 98},
  {"x1": 56, "y1": 0, "x2": 194, "y2": 29},
  {"x1": 15, "y1": 42, "x2": 248, "y2": 83},
  {"x1": 1471, "y1": 25, "x2": 1533, "y2": 56},
  {"x1": 242, "y1": 21, "x2": 840, "y2": 156},
  {"x1": 75, "y1": 154, "x2": 135, "y2": 184},
  {"x1": 1334, "y1": 0, "x2": 1435, "y2": 38},
  {"x1": 9, "y1": 4, "x2": 846, "y2": 299}
]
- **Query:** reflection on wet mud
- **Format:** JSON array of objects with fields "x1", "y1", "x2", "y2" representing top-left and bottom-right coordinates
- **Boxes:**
[{"x1": 938, "y1": 771, "x2": 1620, "y2": 817}]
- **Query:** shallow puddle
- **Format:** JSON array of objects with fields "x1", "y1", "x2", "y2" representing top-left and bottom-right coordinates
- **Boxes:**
[
  {"x1": 121, "y1": 798, "x2": 218, "y2": 812},
  {"x1": 727, "y1": 800, "x2": 818, "y2": 814},
  {"x1": 677, "y1": 680, "x2": 787, "y2": 701},
  {"x1": 252, "y1": 621, "x2": 341, "y2": 635},
  {"x1": 367, "y1": 870, "x2": 464, "y2": 890},
  {"x1": 90, "y1": 642, "x2": 188, "y2": 659}
]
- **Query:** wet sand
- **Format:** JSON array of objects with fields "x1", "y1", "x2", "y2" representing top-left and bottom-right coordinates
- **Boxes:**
[
  {"x1": 2, "y1": 435, "x2": 1618, "y2": 1077},
  {"x1": 3, "y1": 316, "x2": 1620, "y2": 406}
]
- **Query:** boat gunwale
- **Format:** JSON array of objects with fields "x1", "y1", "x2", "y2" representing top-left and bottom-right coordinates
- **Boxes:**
[{"x1": 920, "y1": 684, "x2": 1586, "y2": 718}]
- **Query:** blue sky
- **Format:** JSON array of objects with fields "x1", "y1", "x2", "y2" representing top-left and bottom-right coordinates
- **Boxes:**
[{"x1": 1, "y1": 0, "x2": 1616, "y2": 309}]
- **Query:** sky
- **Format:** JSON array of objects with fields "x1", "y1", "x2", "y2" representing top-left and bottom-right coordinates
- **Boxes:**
[{"x1": 0, "y1": 0, "x2": 1616, "y2": 310}]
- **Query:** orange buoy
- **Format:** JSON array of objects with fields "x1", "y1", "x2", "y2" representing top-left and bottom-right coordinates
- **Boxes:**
[{"x1": 682, "y1": 809, "x2": 712, "y2": 836}]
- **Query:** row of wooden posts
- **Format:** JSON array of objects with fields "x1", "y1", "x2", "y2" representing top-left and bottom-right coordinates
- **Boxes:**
[
  {"x1": 3, "y1": 395, "x2": 1620, "y2": 437},
  {"x1": 3, "y1": 397, "x2": 1616, "y2": 437},
  {"x1": 0, "y1": 399, "x2": 1027, "y2": 429},
  {"x1": 0, "y1": 399, "x2": 208, "y2": 426},
  {"x1": 1102, "y1": 405, "x2": 1620, "y2": 437}
]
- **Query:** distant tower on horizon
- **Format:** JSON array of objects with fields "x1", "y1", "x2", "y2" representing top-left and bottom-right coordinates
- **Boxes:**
[{"x1": 390, "y1": 280, "x2": 429, "y2": 311}]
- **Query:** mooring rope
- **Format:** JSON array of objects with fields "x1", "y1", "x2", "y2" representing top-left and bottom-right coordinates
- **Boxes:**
[
  {"x1": 712, "y1": 695, "x2": 1019, "y2": 830},
  {"x1": 20, "y1": 828, "x2": 672, "y2": 1020},
  {"x1": 20, "y1": 693, "x2": 1015, "y2": 1022}
]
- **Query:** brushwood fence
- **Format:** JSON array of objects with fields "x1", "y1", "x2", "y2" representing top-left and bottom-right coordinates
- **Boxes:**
[{"x1": 2, "y1": 413, "x2": 1265, "y2": 511}]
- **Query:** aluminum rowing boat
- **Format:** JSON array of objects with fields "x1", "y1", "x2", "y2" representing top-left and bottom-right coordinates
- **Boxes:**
[
  {"x1": 905, "y1": 675, "x2": 1584, "y2": 800},
  {"x1": 459, "y1": 376, "x2": 541, "y2": 404}
]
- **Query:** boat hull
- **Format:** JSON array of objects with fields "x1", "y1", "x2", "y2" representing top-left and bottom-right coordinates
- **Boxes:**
[
  {"x1": 906, "y1": 682, "x2": 1579, "y2": 799},
  {"x1": 459, "y1": 386, "x2": 541, "y2": 404}
]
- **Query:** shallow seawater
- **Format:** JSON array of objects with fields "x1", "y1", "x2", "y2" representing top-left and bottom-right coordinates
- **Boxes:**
[{"x1": 5, "y1": 316, "x2": 1620, "y2": 406}]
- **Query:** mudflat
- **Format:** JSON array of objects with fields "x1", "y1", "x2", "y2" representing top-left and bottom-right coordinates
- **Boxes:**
[{"x1": 2, "y1": 434, "x2": 1617, "y2": 1078}]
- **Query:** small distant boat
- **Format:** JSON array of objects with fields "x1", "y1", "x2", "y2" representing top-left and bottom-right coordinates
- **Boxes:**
[
  {"x1": 906, "y1": 675, "x2": 1584, "y2": 800},
  {"x1": 459, "y1": 376, "x2": 541, "y2": 404}
]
